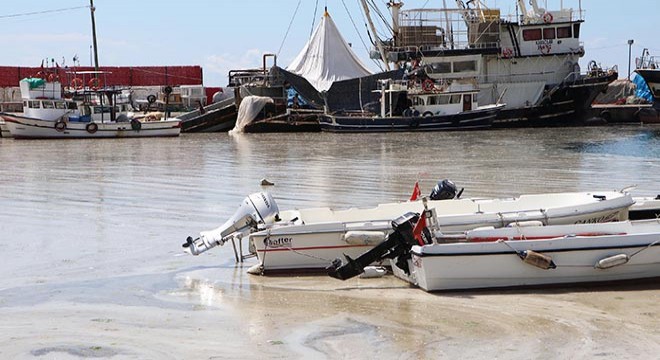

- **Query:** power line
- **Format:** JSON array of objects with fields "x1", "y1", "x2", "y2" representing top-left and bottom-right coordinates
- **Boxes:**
[{"x1": 0, "y1": 6, "x2": 89, "y2": 19}]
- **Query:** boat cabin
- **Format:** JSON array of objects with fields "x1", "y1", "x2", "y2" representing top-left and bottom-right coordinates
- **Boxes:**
[{"x1": 377, "y1": 79, "x2": 480, "y2": 117}]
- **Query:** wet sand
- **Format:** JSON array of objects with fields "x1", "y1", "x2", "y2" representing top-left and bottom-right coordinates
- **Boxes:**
[
  {"x1": 1, "y1": 127, "x2": 659, "y2": 359},
  {"x1": 3, "y1": 260, "x2": 659, "y2": 359}
]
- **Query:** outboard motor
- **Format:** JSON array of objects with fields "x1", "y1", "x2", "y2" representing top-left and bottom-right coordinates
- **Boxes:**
[
  {"x1": 429, "y1": 179, "x2": 462, "y2": 200},
  {"x1": 183, "y1": 192, "x2": 279, "y2": 255},
  {"x1": 327, "y1": 212, "x2": 420, "y2": 280}
]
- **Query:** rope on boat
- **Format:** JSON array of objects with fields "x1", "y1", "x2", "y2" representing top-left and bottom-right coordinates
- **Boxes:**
[
  {"x1": 277, "y1": 0, "x2": 303, "y2": 56},
  {"x1": 629, "y1": 240, "x2": 660, "y2": 258},
  {"x1": 498, "y1": 239, "x2": 660, "y2": 269},
  {"x1": 310, "y1": 0, "x2": 319, "y2": 39},
  {"x1": 260, "y1": 231, "x2": 333, "y2": 275}
]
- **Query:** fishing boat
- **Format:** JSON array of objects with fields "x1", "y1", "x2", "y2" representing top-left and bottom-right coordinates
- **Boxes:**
[
  {"x1": 183, "y1": 186, "x2": 635, "y2": 273},
  {"x1": 1, "y1": 1, "x2": 180, "y2": 139},
  {"x1": 319, "y1": 78, "x2": 504, "y2": 132},
  {"x1": 327, "y1": 211, "x2": 660, "y2": 291},
  {"x1": 630, "y1": 195, "x2": 660, "y2": 220},
  {"x1": 1, "y1": 75, "x2": 181, "y2": 139},
  {"x1": 178, "y1": 96, "x2": 237, "y2": 132},
  {"x1": 635, "y1": 49, "x2": 660, "y2": 103},
  {"x1": 633, "y1": 49, "x2": 660, "y2": 123},
  {"x1": 360, "y1": 0, "x2": 617, "y2": 127}
]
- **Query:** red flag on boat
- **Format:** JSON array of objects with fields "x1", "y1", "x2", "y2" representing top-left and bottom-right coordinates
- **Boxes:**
[
  {"x1": 409, "y1": 181, "x2": 422, "y2": 201},
  {"x1": 412, "y1": 212, "x2": 427, "y2": 246}
]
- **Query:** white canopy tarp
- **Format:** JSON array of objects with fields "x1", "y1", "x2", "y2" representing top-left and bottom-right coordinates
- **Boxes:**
[{"x1": 286, "y1": 11, "x2": 373, "y2": 92}]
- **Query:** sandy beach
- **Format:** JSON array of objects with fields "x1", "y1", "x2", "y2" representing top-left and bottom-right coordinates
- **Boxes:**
[{"x1": 2, "y1": 257, "x2": 659, "y2": 359}]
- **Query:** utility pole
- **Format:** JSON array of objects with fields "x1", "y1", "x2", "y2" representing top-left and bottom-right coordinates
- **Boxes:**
[
  {"x1": 628, "y1": 39, "x2": 634, "y2": 80},
  {"x1": 89, "y1": 0, "x2": 99, "y2": 73}
]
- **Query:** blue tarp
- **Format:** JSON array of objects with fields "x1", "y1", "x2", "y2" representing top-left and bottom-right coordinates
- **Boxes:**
[{"x1": 633, "y1": 73, "x2": 653, "y2": 103}]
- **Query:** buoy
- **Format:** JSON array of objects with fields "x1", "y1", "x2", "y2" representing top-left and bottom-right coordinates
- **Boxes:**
[
  {"x1": 595, "y1": 254, "x2": 629, "y2": 269},
  {"x1": 260, "y1": 178, "x2": 275, "y2": 186},
  {"x1": 518, "y1": 250, "x2": 556, "y2": 269},
  {"x1": 359, "y1": 266, "x2": 387, "y2": 279},
  {"x1": 343, "y1": 231, "x2": 387, "y2": 245}
]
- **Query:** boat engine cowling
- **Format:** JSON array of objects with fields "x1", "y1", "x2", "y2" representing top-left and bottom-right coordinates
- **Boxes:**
[
  {"x1": 429, "y1": 179, "x2": 458, "y2": 200},
  {"x1": 183, "y1": 192, "x2": 279, "y2": 255}
]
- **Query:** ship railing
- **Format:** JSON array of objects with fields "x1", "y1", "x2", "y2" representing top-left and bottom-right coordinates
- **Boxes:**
[
  {"x1": 398, "y1": 8, "x2": 501, "y2": 51},
  {"x1": 539, "y1": 64, "x2": 616, "y2": 104},
  {"x1": 502, "y1": 8, "x2": 585, "y2": 24},
  {"x1": 636, "y1": 56, "x2": 660, "y2": 70}
]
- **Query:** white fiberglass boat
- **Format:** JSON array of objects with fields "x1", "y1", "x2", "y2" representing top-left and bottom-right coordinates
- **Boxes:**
[
  {"x1": 184, "y1": 187, "x2": 635, "y2": 273},
  {"x1": 329, "y1": 212, "x2": 660, "y2": 291}
]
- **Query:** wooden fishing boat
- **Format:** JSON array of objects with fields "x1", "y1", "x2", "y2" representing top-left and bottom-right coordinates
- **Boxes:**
[
  {"x1": 1, "y1": 76, "x2": 180, "y2": 139},
  {"x1": 319, "y1": 79, "x2": 504, "y2": 132}
]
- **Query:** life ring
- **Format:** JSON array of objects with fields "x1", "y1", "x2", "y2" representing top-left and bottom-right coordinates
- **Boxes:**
[
  {"x1": 502, "y1": 48, "x2": 514, "y2": 58},
  {"x1": 599, "y1": 110, "x2": 612, "y2": 123},
  {"x1": 71, "y1": 78, "x2": 84, "y2": 90},
  {"x1": 54, "y1": 120, "x2": 66, "y2": 132},
  {"x1": 86, "y1": 122, "x2": 99, "y2": 134},
  {"x1": 146, "y1": 94, "x2": 157, "y2": 104},
  {"x1": 422, "y1": 111, "x2": 434, "y2": 117},
  {"x1": 422, "y1": 79, "x2": 435, "y2": 92},
  {"x1": 130, "y1": 119, "x2": 142, "y2": 131},
  {"x1": 88, "y1": 78, "x2": 103, "y2": 90},
  {"x1": 542, "y1": 12, "x2": 553, "y2": 23},
  {"x1": 35, "y1": 71, "x2": 46, "y2": 79}
]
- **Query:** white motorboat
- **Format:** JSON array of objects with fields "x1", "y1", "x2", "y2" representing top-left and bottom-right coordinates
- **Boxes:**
[
  {"x1": 327, "y1": 208, "x2": 660, "y2": 291},
  {"x1": 630, "y1": 195, "x2": 660, "y2": 220},
  {"x1": 183, "y1": 185, "x2": 635, "y2": 273},
  {"x1": 1, "y1": 76, "x2": 181, "y2": 139}
]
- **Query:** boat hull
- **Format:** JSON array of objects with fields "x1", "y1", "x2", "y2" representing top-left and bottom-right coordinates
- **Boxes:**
[
  {"x1": 1, "y1": 113, "x2": 181, "y2": 139},
  {"x1": 493, "y1": 71, "x2": 618, "y2": 127},
  {"x1": 249, "y1": 191, "x2": 634, "y2": 272},
  {"x1": 0, "y1": 119, "x2": 9, "y2": 138},
  {"x1": 635, "y1": 69, "x2": 660, "y2": 101},
  {"x1": 397, "y1": 222, "x2": 660, "y2": 291},
  {"x1": 319, "y1": 105, "x2": 500, "y2": 132},
  {"x1": 180, "y1": 104, "x2": 237, "y2": 132}
]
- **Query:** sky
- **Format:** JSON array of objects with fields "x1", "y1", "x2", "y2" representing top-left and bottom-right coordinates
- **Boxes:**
[{"x1": 0, "y1": 0, "x2": 658, "y2": 86}]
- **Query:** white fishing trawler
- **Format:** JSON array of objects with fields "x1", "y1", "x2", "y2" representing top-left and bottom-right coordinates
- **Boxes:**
[{"x1": 364, "y1": 0, "x2": 617, "y2": 126}]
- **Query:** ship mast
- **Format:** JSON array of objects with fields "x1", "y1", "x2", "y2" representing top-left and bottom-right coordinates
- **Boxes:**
[
  {"x1": 360, "y1": 0, "x2": 390, "y2": 71},
  {"x1": 89, "y1": 0, "x2": 99, "y2": 73}
]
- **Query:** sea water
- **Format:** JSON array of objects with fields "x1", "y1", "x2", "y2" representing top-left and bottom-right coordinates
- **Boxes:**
[{"x1": 0, "y1": 126, "x2": 659, "y2": 359}]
